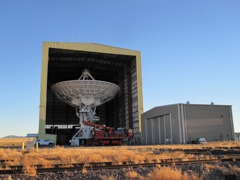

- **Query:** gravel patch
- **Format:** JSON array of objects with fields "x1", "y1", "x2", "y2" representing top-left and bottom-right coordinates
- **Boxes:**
[{"x1": 0, "y1": 162, "x2": 240, "y2": 180}]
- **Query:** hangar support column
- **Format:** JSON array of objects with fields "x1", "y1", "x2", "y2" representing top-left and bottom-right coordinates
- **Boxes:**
[{"x1": 127, "y1": 66, "x2": 133, "y2": 129}]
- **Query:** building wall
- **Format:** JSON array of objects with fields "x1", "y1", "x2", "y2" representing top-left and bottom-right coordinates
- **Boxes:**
[
  {"x1": 141, "y1": 105, "x2": 182, "y2": 144},
  {"x1": 141, "y1": 104, "x2": 234, "y2": 145},
  {"x1": 184, "y1": 104, "x2": 234, "y2": 142}
]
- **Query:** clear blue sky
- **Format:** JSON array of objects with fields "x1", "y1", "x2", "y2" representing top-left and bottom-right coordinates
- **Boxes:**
[{"x1": 0, "y1": 1, "x2": 239, "y2": 137}]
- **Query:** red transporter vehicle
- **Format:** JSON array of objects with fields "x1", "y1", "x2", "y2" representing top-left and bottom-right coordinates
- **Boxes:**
[{"x1": 82, "y1": 121, "x2": 133, "y2": 145}]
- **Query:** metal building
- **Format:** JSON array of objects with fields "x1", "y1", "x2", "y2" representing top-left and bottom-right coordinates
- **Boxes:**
[
  {"x1": 141, "y1": 103, "x2": 234, "y2": 144},
  {"x1": 38, "y1": 42, "x2": 143, "y2": 145}
]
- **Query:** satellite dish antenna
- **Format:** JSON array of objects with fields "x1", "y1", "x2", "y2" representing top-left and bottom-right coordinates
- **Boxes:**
[{"x1": 51, "y1": 69, "x2": 120, "y2": 122}]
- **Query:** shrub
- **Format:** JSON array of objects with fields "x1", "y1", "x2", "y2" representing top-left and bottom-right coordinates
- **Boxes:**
[{"x1": 147, "y1": 166, "x2": 198, "y2": 180}]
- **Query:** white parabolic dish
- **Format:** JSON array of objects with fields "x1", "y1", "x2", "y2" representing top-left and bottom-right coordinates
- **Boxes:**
[{"x1": 51, "y1": 80, "x2": 120, "y2": 108}]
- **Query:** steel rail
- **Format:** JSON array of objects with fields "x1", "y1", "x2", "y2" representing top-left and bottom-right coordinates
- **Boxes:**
[{"x1": 0, "y1": 155, "x2": 240, "y2": 175}]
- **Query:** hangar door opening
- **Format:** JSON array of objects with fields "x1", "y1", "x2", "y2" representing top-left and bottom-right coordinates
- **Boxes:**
[
  {"x1": 144, "y1": 114, "x2": 172, "y2": 144},
  {"x1": 44, "y1": 47, "x2": 140, "y2": 145}
]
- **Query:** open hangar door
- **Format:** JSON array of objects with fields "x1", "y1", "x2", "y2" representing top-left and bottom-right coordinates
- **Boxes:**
[{"x1": 41, "y1": 45, "x2": 142, "y2": 145}]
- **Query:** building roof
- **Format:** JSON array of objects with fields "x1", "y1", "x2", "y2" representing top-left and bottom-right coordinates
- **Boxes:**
[{"x1": 143, "y1": 103, "x2": 232, "y2": 115}]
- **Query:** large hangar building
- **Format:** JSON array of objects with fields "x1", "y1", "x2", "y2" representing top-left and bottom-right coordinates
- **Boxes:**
[
  {"x1": 141, "y1": 103, "x2": 235, "y2": 144},
  {"x1": 38, "y1": 42, "x2": 143, "y2": 145}
]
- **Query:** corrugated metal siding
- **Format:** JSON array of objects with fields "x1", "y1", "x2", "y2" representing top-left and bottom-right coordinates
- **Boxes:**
[
  {"x1": 184, "y1": 104, "x2": 234, "y2": 142},
  {"x1": 143, "y1": 114, "x2": 175, "y2": 145},
  {"x1": 141, "y1": 104, "x2": 234, "y2": 145}
]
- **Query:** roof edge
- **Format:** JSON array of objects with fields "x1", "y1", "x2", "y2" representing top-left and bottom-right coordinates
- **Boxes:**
[
  {"x1": 143, "y1": 103, "x2": 232, "y2": 114},
  {"x1": 42, "y1": 42, "x2": 141, "y2": 54}
]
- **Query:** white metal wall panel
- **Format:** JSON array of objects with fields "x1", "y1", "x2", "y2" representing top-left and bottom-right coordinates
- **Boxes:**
[
  {"x1": 164, "y1": 114, "x2": 172, "y2": 144},
  {"x1": 152, "y1": 117, "x2": 159, "y2": 144},
  {"x1": 146, "y1": 118, "x2": 152, "y2": 144},
  {"x1": 160, "y1": 116, "x2": 165, "y2": 144}
]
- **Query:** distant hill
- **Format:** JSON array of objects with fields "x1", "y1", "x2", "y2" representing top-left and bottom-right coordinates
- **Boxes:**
[{"x1": 2, "y1": 135, "x2": 25, "y2": 138}]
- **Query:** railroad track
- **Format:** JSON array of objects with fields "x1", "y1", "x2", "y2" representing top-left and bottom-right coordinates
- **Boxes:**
[
  {"x1": 153, "y1": 148, "x2": 240, "y2": 155},
  {"x1": 0, "y1": 155, "x2": 240, "y2": 175}
]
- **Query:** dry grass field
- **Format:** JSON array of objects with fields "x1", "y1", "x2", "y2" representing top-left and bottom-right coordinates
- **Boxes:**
[
  {"x1": 0, "y1": 137, "x2": 34, "y2": 146},
  {"x1": 0, "y1": 139, "x2": 240, "y2": 179}
]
